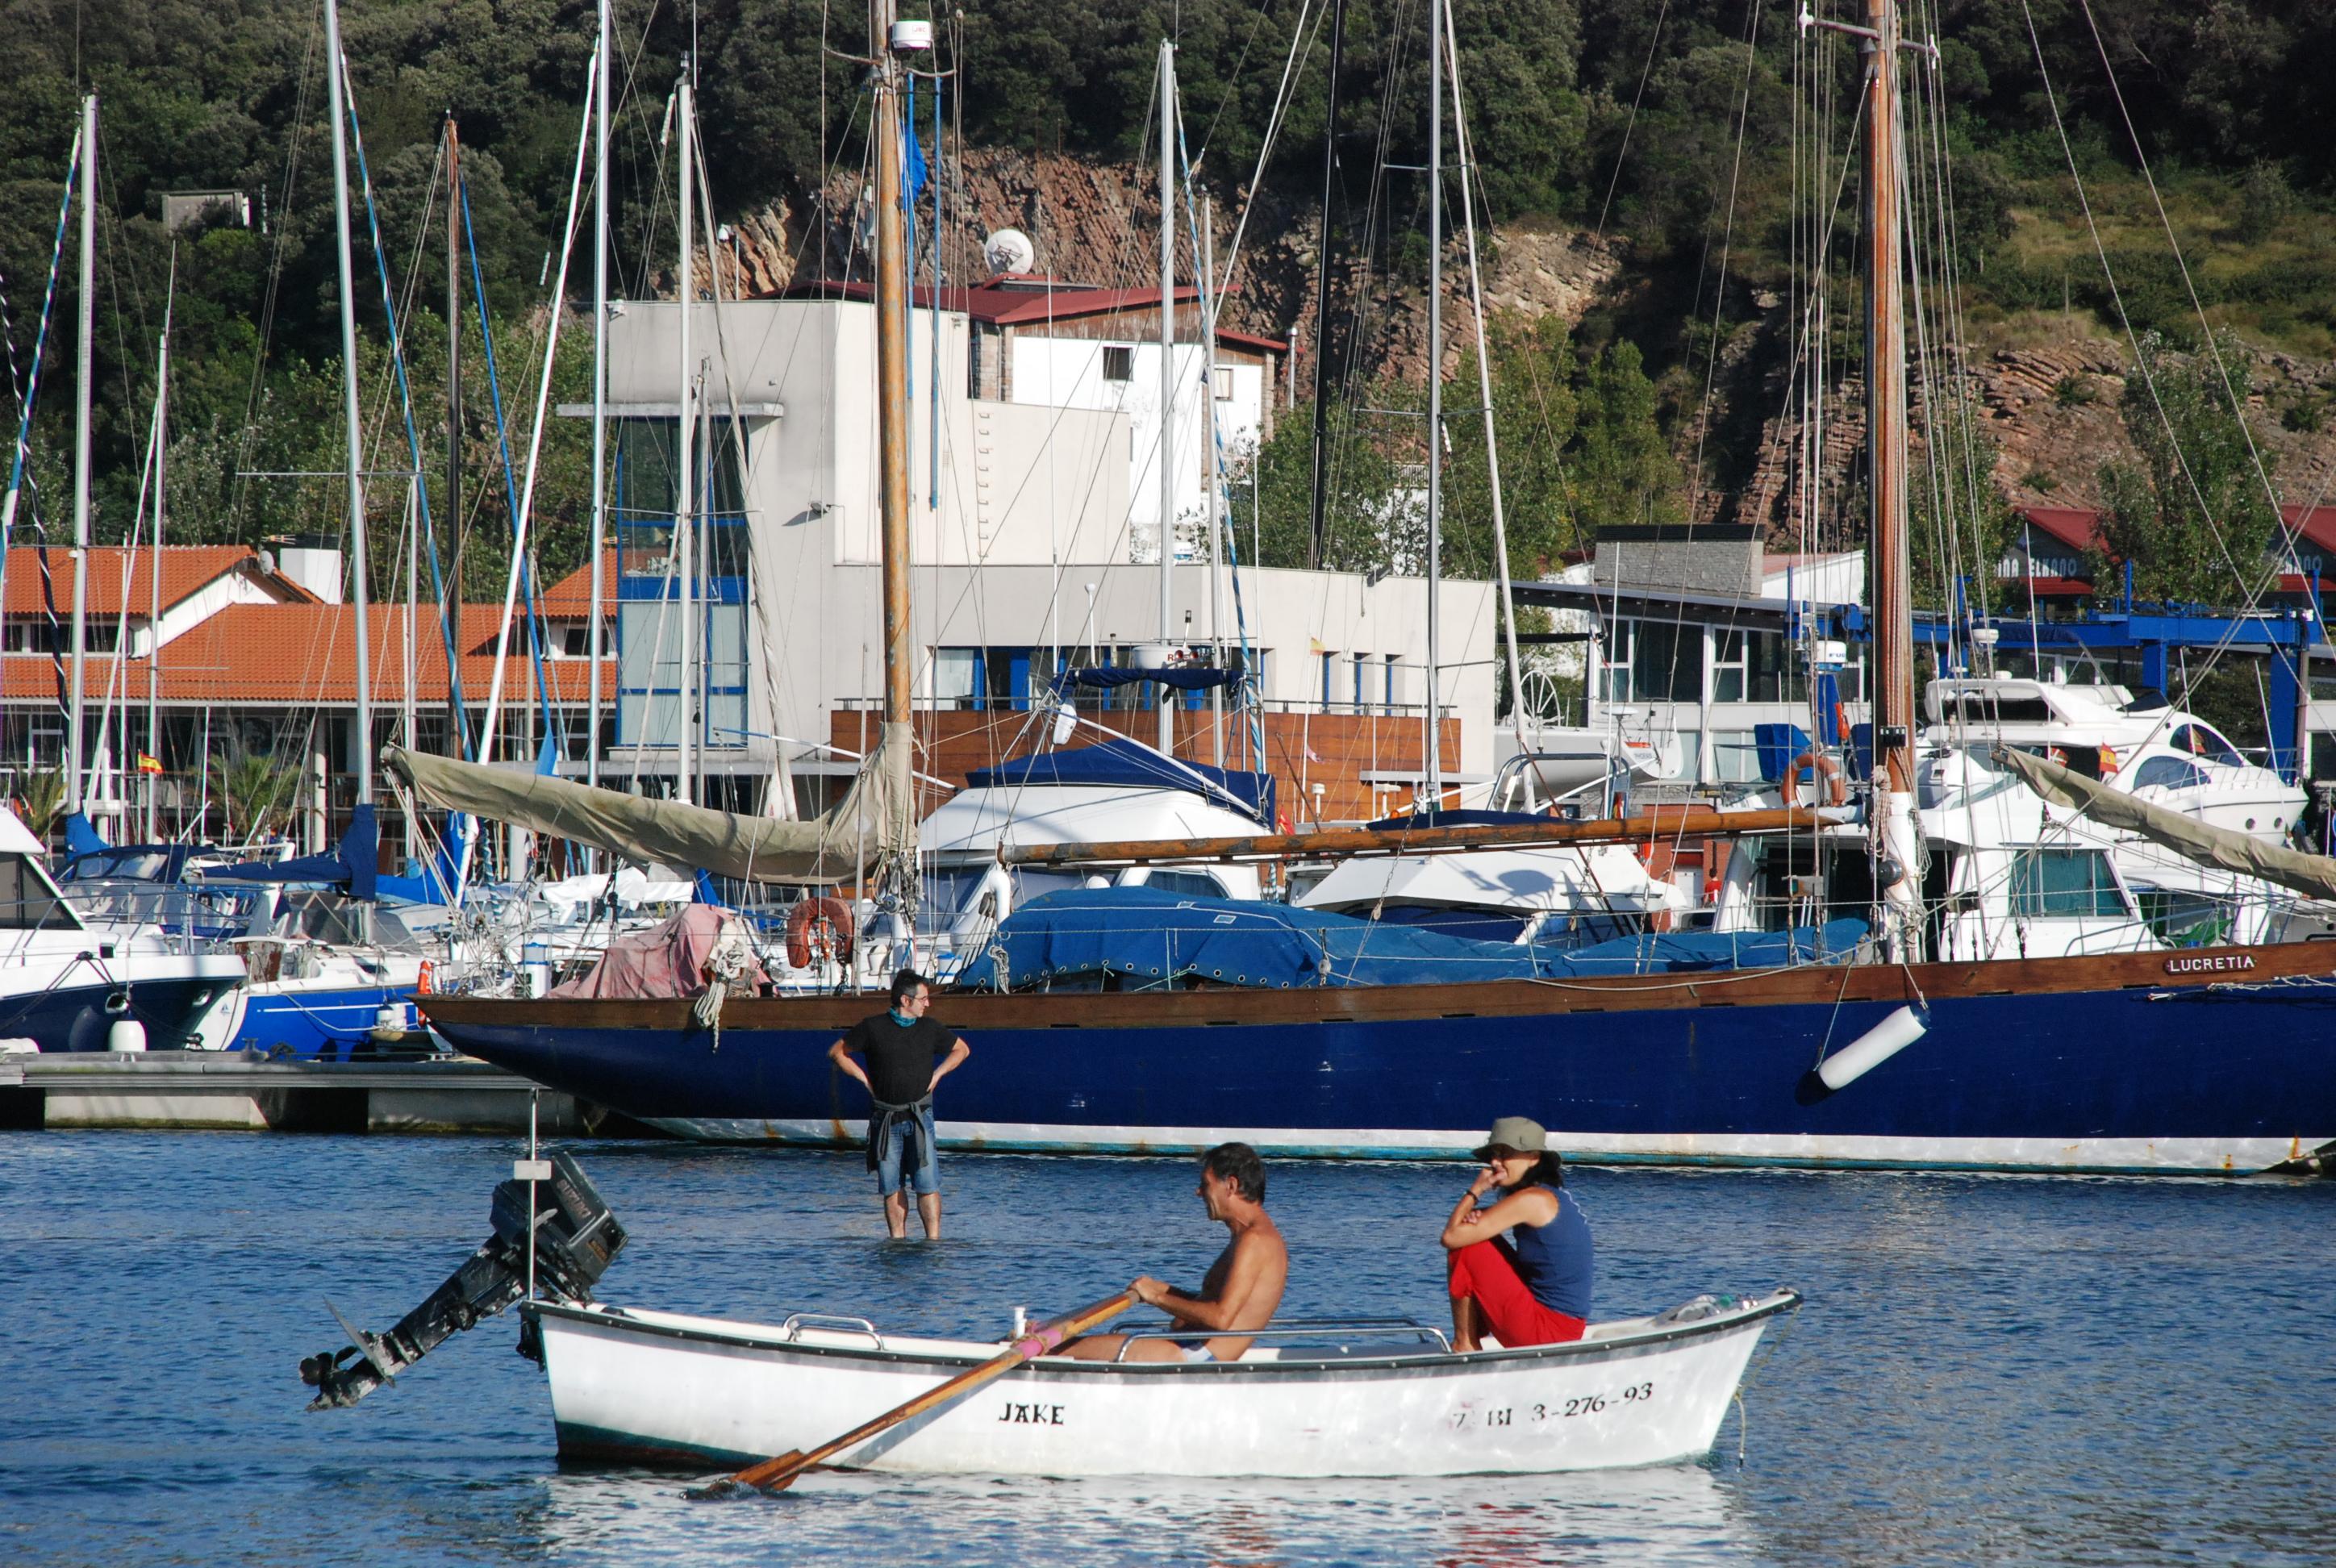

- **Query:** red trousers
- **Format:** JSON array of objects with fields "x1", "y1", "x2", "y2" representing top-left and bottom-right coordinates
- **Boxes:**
[{"x1": 1447, "y1": 1239, "x2": 1586, "y2": 1348}]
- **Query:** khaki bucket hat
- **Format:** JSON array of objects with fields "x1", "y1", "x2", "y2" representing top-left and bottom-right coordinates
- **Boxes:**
[{"x1": 1472, "y1": 1116, "x2": 1548, "y2": 1161}]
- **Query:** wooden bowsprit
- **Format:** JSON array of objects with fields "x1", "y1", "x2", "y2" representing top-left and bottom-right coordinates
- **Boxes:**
[{"x1": 690, "y1": 1290, "x2": 1140, "y2": 1498}]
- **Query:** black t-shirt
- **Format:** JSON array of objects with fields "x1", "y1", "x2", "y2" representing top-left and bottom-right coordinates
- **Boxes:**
[{"x1": 842, "y1": 1013, "x2": 952, "y2": 1106}]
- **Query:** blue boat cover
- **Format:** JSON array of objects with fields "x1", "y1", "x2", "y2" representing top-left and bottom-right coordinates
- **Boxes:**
[
  {"x1": 954, "y1": 887, "x2": 1868, "y2": 992},
  {"x1": 962, "y1": 738, "x2": 1274, "y2": 826},
  {"x1": 1058, "y1": 665, "x2": 1241, "y2": 691},
  {"x1": 204, "y1": 803, "x2": 379, "y2": 900},
  {"x1": 63, "y1": 812, "x2": 110, "y2": 859},
  {"x1": 56, "y1": 843, "x2": 212, "y2": 885},
  {"x1": 1536, "y1": 920, "x2": 1870, "y2": 974}
]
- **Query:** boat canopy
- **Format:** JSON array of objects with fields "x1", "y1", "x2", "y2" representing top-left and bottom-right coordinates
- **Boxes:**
[
  {"x1": 953, "y1": 887, "x2": 1866, "y2": 991},
  {"x1": 382, "y1": 726, "x2": 916, "y2": 885},
  {"x1": 203, "y1": 804, "x2": 379, "y2": 899},
  {"x1": 1056, "y1": 665, "x2": 1242, "y2": 691},
  {"x1": 963, "y1": 739, "x2": 1274, "y2": 826}
]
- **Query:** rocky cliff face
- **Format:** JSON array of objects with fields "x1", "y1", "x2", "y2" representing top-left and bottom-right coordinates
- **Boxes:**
[{"x1": 684, "y1": 151, "x2": 2336, "y2": 538}]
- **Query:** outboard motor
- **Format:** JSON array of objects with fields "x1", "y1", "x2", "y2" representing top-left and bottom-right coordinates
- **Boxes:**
[{"x1": 298, "y1": 1149, "x2": 626, "y2": 1409}]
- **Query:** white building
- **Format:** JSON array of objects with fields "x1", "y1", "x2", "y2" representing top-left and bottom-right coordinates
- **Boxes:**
[{"x1": 562, "y1": 277, "x2": 1497, "y2": 819}]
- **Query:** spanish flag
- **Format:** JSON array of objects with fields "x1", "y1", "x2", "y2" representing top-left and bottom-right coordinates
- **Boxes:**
[{"x1": 135, "y1": 753, "x2": 162, "y2": 775}]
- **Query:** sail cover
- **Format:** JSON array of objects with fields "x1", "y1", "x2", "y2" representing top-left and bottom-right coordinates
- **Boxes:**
[
  {"x1": 381, "y1": 722, "x2": 916, "y2": 886},
  {"x1": 1994, "y1": 745, "x2": 2336, "y2": 902}
]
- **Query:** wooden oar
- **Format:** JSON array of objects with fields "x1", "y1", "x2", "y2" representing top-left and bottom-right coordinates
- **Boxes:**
[{"x1": 695, "y1": 1290, "x2": 1140, "y2": 1498}]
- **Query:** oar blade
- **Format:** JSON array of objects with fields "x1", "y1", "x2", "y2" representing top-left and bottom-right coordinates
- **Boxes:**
[{"x1": 690, "y1": 1449, "x2": 808, "y2": 1499}]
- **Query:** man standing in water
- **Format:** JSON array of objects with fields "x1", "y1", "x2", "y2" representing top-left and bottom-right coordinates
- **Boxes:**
[
  {"x1": 828, "y1": 970, "x2": 970, "y2": 1240},
  {"x1": 1063, "y1": 1142, "x2": 1287, "y2": 1362}
]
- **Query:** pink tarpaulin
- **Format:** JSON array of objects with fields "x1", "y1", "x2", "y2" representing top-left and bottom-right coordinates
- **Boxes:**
[{"x1": 548, "y1": 904, "x2": 769, "y2": 1000}]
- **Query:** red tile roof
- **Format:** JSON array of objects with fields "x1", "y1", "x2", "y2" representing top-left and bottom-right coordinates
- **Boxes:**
[
  {"x1": 537, "y1": 553, "x2": 618, "y2": 617},
  {"x1": 1, "y1": 602, "x2": 608, "y2": 707},
  {"x1": 2018, "y1": 507, "x2": 2110, "y2": 555},
  {"x1": 0, "y1": 545, "x2": 315, "y2": 616},
  {"x1": 2280, "y1": 505, "x2": 2336, "y2": 550}
]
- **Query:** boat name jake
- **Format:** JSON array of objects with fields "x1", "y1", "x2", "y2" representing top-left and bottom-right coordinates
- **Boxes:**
[
  {"x1": 997, "y1": 1401, "x2": 1068, "y2": 1425},
  {"x1": 2161, "y1": 954, "x2": 2259, "y2": 974}
]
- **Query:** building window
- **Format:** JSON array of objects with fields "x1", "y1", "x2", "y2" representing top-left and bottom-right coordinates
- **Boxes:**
[
  {"x1": 1352, "y1": 653, "x2": 1368, "y2": 715},
  {"x1": 1384, "y1": 654, "x2": 1399, "y2": 715},
  {"x1": 1212, "y1": 365, "x2": 1235, "y2": 400},
  {"x1": 1712, "y1": 628, "x2": 1807, "y2": 704},
  {"x1": 932, "y1": 648, "x2": 982, "y2": 711},
  {"x1": 4, "y1": 619, "x2": 119, "y2": 654},
  {"x1": 1103, "y1": 345, "x2": 1133, "y2": 382},
  {"x1": 1320, "y1": 650, "x2": 1337, "y2": 712},
  {"x1": 1712, "y1": 731, "x2": 1762, "y2": 783},
  {"x1": 1602, "y1": 619, "x2": 1697, "y2": 704}
]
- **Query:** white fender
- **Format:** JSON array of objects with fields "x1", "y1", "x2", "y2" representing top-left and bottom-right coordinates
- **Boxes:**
[{"x1": 1817, "y1": 1005, "x2": 1927, "y2": 1091}]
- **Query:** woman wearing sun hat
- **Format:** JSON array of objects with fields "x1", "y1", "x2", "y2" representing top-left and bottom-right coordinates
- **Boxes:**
[{"x1": 1439, "y1": 1116, "x2": 1593, "y2": 1350}]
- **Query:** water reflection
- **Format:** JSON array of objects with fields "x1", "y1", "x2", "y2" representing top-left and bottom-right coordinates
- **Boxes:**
[{"x1": 519, "y1": 1463, "x2": 1748, "y2": 1567}]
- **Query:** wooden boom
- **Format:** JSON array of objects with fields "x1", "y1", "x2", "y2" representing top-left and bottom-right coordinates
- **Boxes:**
[{"x1": 997, "y1": 807, "x2": 1837, "y2": 868}]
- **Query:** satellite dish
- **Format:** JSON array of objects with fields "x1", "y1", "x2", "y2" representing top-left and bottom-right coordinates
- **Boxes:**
[{"x1": 983, "y1": 227, "x2": 1036, "y2": 276}]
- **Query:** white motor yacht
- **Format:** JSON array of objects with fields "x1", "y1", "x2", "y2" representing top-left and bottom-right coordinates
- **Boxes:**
[{"x1": 0, "y1": 807, "x2": 243, "y2": 1051}]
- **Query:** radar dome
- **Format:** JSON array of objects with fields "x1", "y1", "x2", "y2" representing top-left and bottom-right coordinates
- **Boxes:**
[{"x1": 983, "y1": 228, "x2": 1037, "y2": 276}]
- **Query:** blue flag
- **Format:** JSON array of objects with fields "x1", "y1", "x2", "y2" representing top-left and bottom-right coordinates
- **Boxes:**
[{"x1": 904, "y1": 80, "x2": 928, "y2": 205}]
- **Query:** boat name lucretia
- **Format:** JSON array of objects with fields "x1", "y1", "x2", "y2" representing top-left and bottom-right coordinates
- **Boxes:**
[
  {"x1": 2162, "y1": 954, "x2": 2258, "y2": 974},
  {"x1": 997, "y1": 1401, "x2": 1066, "y2": 1425}
]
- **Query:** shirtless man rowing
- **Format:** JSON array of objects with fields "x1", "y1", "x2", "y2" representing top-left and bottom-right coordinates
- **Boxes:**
[{"x1": 1062, "y1": 1142, "x2": 1287, "y2": 1363}]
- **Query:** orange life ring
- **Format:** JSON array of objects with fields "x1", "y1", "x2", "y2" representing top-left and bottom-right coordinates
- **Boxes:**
[
  {"x1": 1785, "y1": 751, "x2": 1847, "y2": 808},
  {"x1": 785, "y1": 896, "x2": 855, "y2": 970},
  {"x1": 415, "y1": 960, "x2": 433, "y2": 996}
]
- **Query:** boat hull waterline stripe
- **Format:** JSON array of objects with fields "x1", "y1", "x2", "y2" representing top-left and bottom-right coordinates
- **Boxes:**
[{"x1": 635, "y1": 1118, "x2": 2324, "y2": 1177}]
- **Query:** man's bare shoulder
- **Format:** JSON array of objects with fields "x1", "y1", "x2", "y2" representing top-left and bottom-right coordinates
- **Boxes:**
[{"x1": 1237, "y1": 1212, "x2": 1288, "y2": 1263}]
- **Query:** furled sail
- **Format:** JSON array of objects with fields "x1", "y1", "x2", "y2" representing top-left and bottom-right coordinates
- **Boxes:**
[
  {"x1": 1994, "y1": 745, "x2": 2336, "y2": 902},
  {"x1": 381, "y1": 722, "x2": 916, "y2": 885}
]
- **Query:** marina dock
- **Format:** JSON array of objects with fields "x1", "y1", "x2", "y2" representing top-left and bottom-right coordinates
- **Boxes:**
[{"x1": 0, "y1": 1052, "x2": 620, "y2": 1135}]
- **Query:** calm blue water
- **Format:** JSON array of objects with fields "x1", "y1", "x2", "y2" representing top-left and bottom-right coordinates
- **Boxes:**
[{"x1": 2, "y1": 1132, "x2": 2332, "y2": 1566}]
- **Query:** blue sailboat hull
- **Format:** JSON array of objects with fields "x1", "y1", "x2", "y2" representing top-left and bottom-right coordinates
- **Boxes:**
[
  {"x1": 419, "y1": 945, "x2": 2336, "y2": 1175},
  {"x1": 231, "y1": 986, "x2": 418, "y2": 1061}
]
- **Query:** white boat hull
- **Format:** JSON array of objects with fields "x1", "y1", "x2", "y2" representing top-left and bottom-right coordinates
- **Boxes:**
[{"x1": 530, "y1": 1291, "x2": 1797, "y2": 1478}]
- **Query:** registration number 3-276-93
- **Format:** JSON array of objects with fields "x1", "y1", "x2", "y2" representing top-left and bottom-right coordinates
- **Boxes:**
[{"x1": 1452, "y1": 1383, "x2": 1655, "y2": 1429}]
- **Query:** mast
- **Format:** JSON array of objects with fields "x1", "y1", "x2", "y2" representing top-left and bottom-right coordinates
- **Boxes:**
[
  {"x1": 148, "y1": 273, "x2": 169, "y2": 841},
  {"x1": 874, "y1": 5, "x2": 914, "y2": 767},
  {"x1": 1441, "y1": 0, "x2": 1527, "y2": 766},
  {"x1": 68, "y1": 94, "x2": 94, "y2": 821},
  {"x1": 1156, "y1": 39, "x2": 1177, "y2": 756},
  {"x1": 446, "y1": 115, "x2": 461, "y2": 676},
  {"x1": 675, "y1": 70, "x2": 696, "y2": 806},
  {"x1": 1204, "y1": 194, "x2": 1224, "y2": 769},
  {"x1": 325, "y1": 0, "x2": 373, "y2": 807},
  {"x1": 1423, "y1": 0, "x2": 1443, "y2": 811},
  {"x1": 1307, "y1": 0, "x2": 1347, "y2": 570},
  {"x1": 1862, "y1": 0, "x2": 1921, "y2": 953},
  {"x1": 587, "y1": 0, "x2": 610, "y2": 791}
]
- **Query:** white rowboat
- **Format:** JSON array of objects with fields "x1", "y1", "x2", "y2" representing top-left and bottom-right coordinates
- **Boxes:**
[{"x1": 529, "y1": 1289, "x2": 1800, "y2": 1478}]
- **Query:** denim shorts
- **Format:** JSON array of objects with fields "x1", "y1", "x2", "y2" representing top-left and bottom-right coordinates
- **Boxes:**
[{"x1": 874, "y1": 1105, "x2": 940, "y2": 1197}]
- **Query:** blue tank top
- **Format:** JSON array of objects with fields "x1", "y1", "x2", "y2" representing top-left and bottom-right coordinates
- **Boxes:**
[{"x1": 1506, "y1": 1187, "x2": 1593, "y2": 1320}]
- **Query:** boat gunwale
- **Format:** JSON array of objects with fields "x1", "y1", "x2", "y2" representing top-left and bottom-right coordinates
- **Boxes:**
[{"x1": 525, "y1": 1289, "x2": 1800, "y2": 1380}]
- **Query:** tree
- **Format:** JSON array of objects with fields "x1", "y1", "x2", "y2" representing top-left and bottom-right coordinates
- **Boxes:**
[
  {"x1": 1571, "y1": 340, "x2": 1682, "y2": 529},
  {"x1": 1239, "y1": 394, "x2": 1408, "y2": 573},
  {"x1": 2096, "y1": 332, "x2": 2280, "y2": 607},
  {"x1": 211, "y1": 741, "x2": 304, "y2": 843}
]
